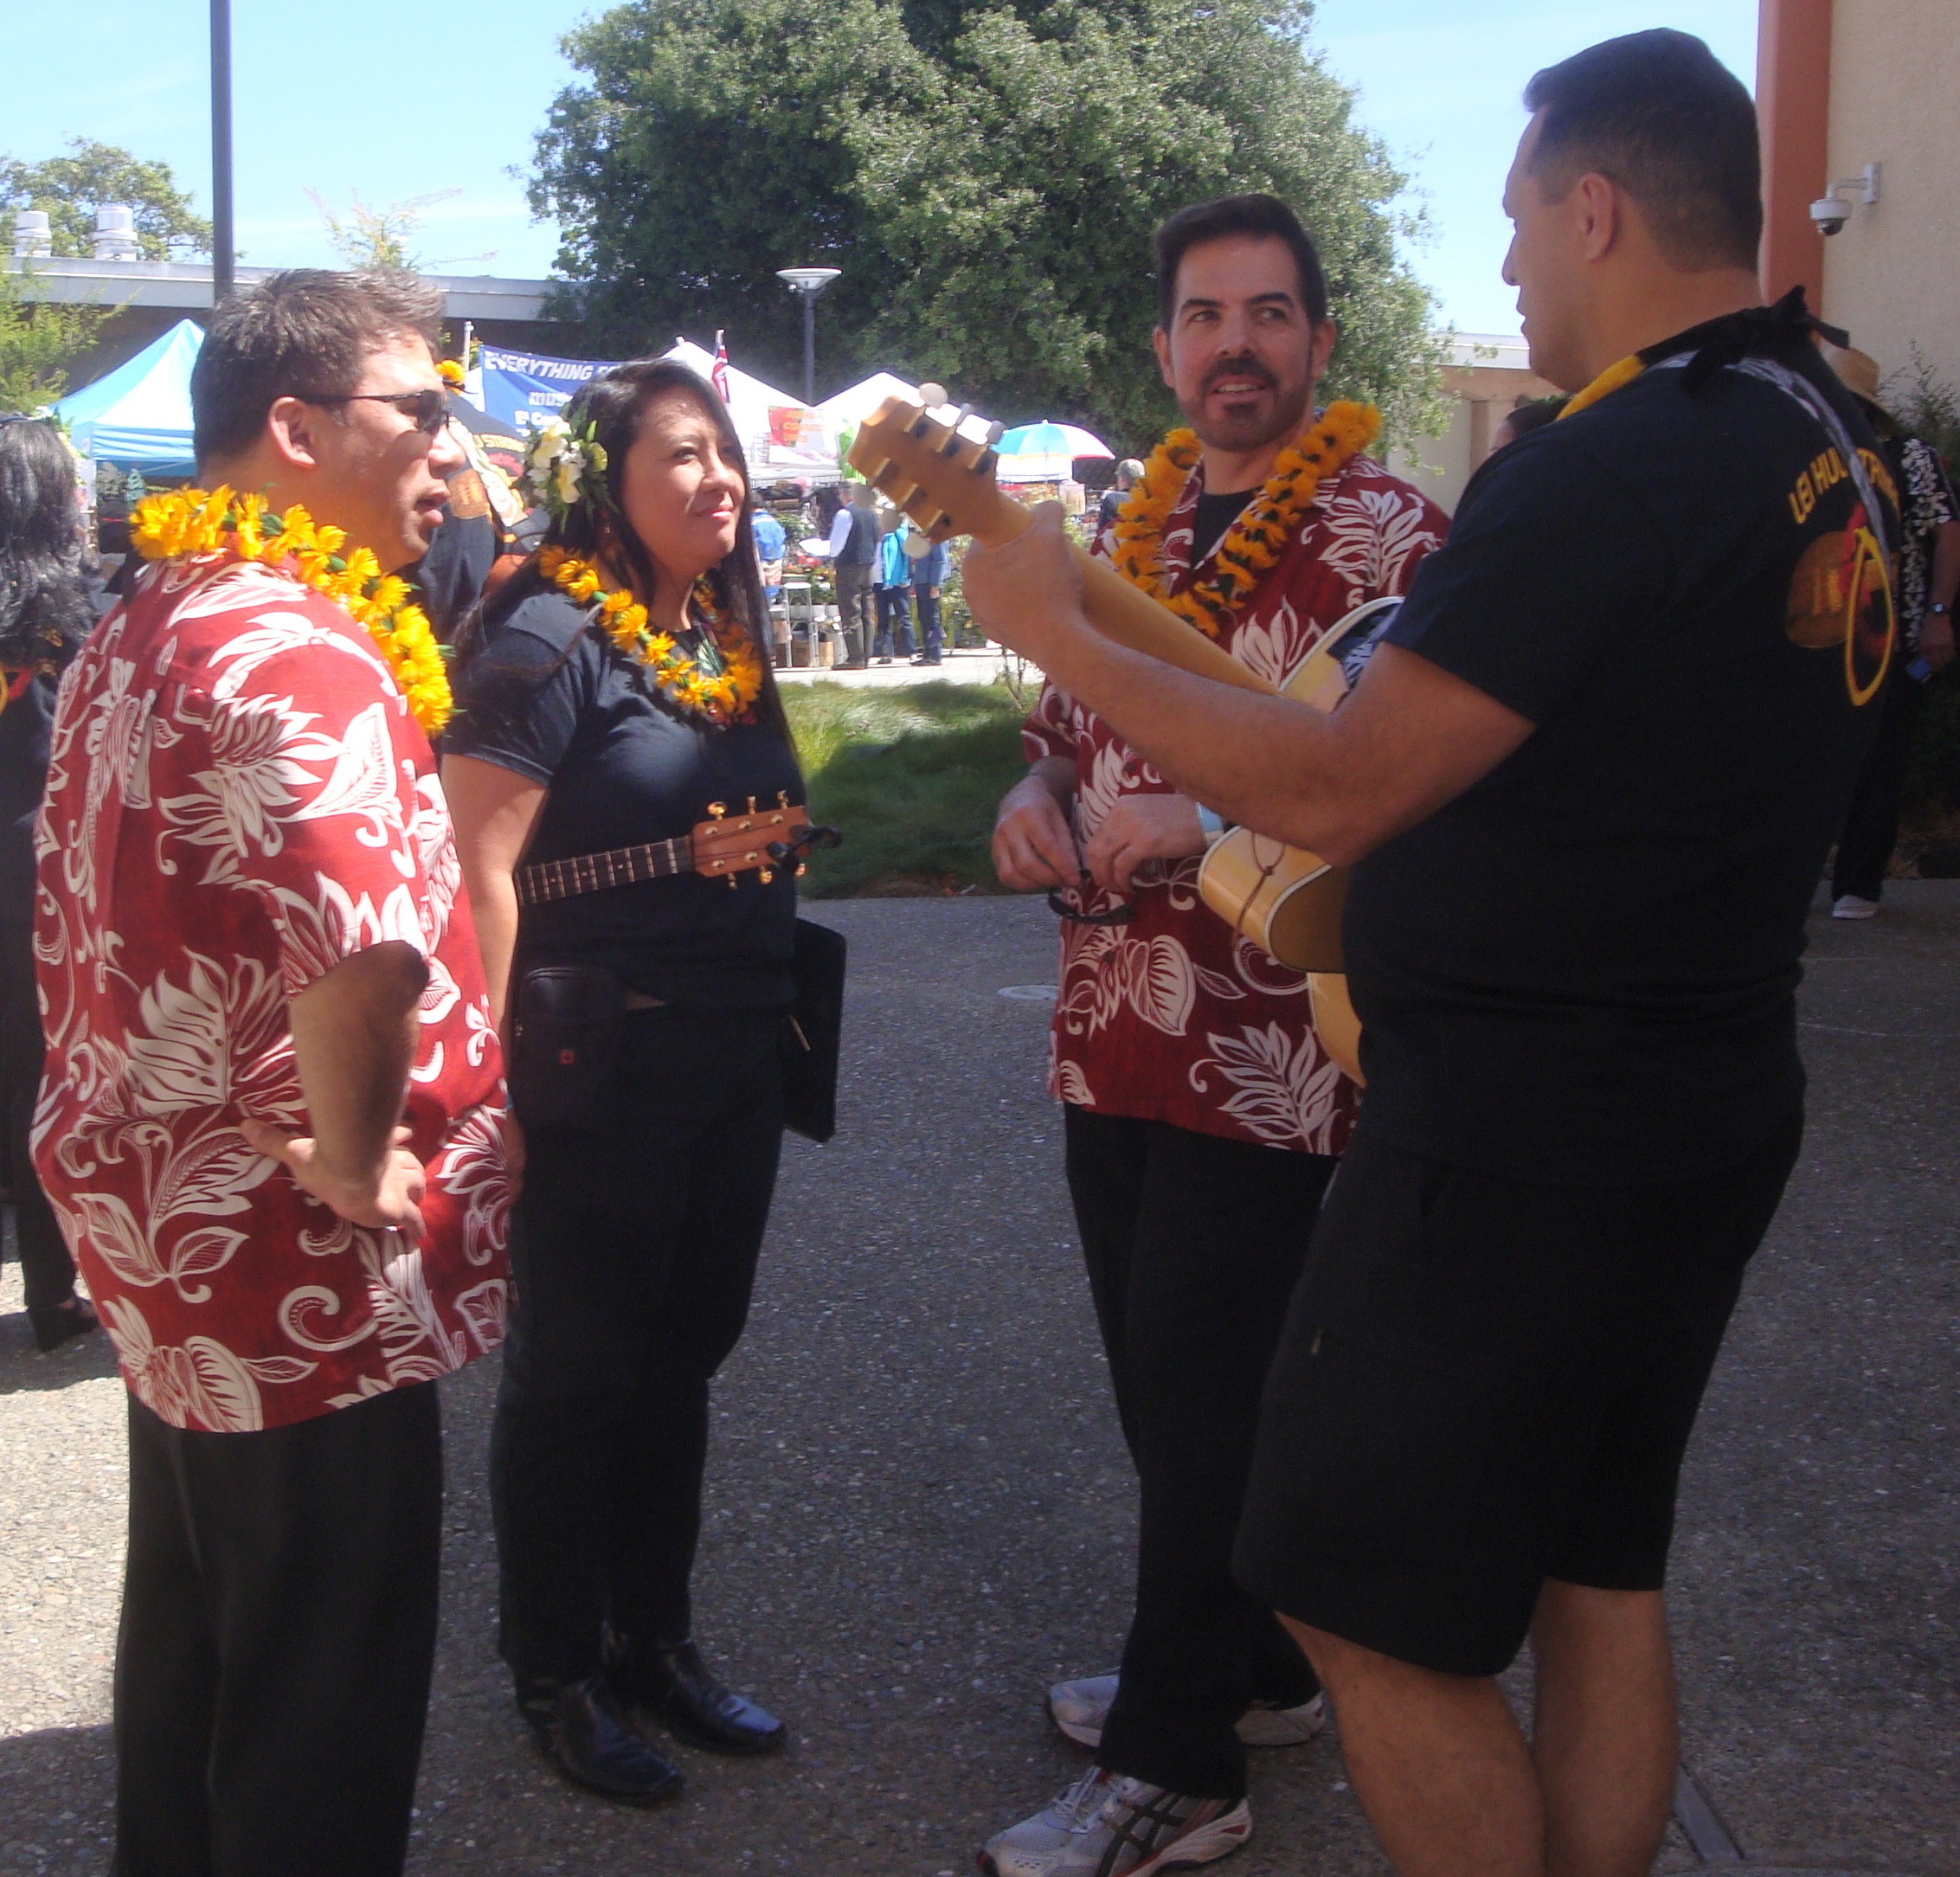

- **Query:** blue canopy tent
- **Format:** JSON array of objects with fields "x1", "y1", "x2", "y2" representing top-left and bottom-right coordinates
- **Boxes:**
[{"x1": 55, "y1": 319, "x2": 202, "y2": 476}]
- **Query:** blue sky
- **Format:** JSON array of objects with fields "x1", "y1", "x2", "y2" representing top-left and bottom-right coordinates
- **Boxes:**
[
  {"x1": 3, "y1": 0, "x2": 1757, "y2": 338},
  {"x1": 1310, "y1": 0, "x2": 1758, "y2": 334}
]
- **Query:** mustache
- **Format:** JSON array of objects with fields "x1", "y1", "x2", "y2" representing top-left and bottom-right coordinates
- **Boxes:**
[{"x1": 1202, "y1": 356, "x2": 1276, "y2": 395}]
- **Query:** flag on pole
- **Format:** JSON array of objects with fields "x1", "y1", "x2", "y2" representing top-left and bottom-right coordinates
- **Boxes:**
[{"x1": 711, "y1": 330, "x2": 731, "y2": 402}]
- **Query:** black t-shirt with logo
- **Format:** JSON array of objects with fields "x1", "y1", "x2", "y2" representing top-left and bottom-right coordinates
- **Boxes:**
[
  {"x1": 1346, "y1": 319, "x2": 1897, "y2": 1184},
  {"x1": 446, "y1": 588, "x2": 801, "y2": 1009}
]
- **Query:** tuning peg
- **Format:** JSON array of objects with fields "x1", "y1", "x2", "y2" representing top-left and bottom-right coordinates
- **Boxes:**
[
  {"x1": 777, "y1": 790, "x2": 790, "y2": 807},
  {"x1": 727, "y1": 874, "x2": 739, "y2": 890},
  {"x1": 759, "y1": 867, "x2": 774, "y2": 885},
  {"x1": 795, "y1": 864, "x2": 807, "y2": 877},
  {"x1": 919, "y1": 381, "x2": 948, "y2": 407},
  {"x1": 986, "y1": 420, "x2": 1005, "y2": 447},
  {"x1": 747, "y1": 795, "x2": 757, "y2": 813},
  {"x1": 708, "y1": 801, "x2": 727, "y2": 819}
]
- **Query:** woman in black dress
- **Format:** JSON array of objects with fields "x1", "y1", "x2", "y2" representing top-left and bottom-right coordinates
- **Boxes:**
[
  {"x1": 445, "y1": 362, "x2": 798, "y2": 1803},
  {"x1": 0, "y1": 419, "x2": 100, "y2": 1350}
]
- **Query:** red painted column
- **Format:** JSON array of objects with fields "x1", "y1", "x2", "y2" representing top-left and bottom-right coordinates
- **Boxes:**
[{"x1": 1757, "y1": 0, "x2": 1835, "y2": 305}]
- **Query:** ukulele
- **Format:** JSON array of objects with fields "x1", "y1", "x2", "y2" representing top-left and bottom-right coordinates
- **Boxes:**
[
  {"x1": 846, "y1": 393, "x2": 1367, "y2": 1080},
  {"x1": 516, "y1": 794, "x2": 829, "y2": 906}
]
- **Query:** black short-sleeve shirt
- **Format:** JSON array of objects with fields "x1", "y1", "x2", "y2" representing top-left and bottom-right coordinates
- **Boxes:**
[
  {"x1": 1345, "y1": 325, "x2": 1896, "y2": 1184},
  {"x1": 0, "y1": 669, "x2": 55, "y2": 924},
  {"x1": 446, "y1": 588, "x2": 802, "y2": 1008}
]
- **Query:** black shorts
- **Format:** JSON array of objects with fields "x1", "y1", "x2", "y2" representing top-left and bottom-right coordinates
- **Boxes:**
[{"x1": 1232, "y1": 1111, "x2": 1802, "y2": 1678}]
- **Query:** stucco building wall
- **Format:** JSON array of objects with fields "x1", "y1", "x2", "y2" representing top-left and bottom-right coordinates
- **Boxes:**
[
  {"x1": 1818, "y1": 0, "x2": 1960, "y2": 393},
  {"x1": 1385, "y1": 344, "x2": 1561, "y2": 515}
]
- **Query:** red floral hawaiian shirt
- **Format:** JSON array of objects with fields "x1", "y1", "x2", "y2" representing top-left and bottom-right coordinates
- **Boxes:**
[
  {"x1": 1025, "y1": 450, "x2": 1447, "y2": 1152},
  {"x1": 34, "y1": 556, "x2": 511, "y2": 1431}
]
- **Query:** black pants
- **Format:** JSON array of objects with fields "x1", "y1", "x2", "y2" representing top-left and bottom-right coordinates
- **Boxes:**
[
  {"x1": 913, "y1": 589, "x2": 943, "y2": 661},
  {"x1": 833, "y1": 562, "x2": 874, "y2": 667},
  {"x1": 872, "y1": 585, "x2": 916, "y2": 659},
  {"x1": 1, "y1": 919, "x2": 77, "y2": 1311},
  {"x1": 1064, "y1": 1107, "x2": 1331, "y2": 1801},
  {"x1": 492, "y1": 1006, "x2": 785, "y2": 1685},
  {"x1": 1832, "y1": 665, "x2": 1923, "y2": 903},
  {"x1": 115, "y1": 1384, "x2": 442, "y2": 1877}
]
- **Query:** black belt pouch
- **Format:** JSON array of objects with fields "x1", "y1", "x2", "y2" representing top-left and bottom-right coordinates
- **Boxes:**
[{"x1": 509, "y1": 963, "x2": 625, "y2": 1131}]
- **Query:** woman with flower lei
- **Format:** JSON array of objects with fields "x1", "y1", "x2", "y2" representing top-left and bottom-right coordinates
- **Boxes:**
[{"x1": 443, "y1": 359, "x2": 800, "y2": 1803}]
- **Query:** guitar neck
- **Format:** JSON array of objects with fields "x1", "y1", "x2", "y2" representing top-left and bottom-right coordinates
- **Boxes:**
[
  {"x1": 516, "y1": 835, "x2": 695, "y2": 907},
  {"x1": 969, "y1": 490, "x2": 1281, "y2": 699}
]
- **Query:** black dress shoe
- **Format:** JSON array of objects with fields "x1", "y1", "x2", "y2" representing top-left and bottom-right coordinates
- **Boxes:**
[
  {"x1": 620, "y1": 1641, "x2": 787, "y2": 1756},
  {"x1": 29, "y1": 1294, "x2": 100, "y2": 1353},
  {"x1": 519, "y1": 1675, "x2": 684, "y2": 1803}
]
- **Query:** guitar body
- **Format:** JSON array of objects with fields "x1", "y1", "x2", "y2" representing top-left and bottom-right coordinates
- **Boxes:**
[
  {"x1": 1196, "y1": 831, "x2": 1346, "y2": 972},
  {"x1": 1308, "y1": 972, "x2": 1365, "y2": 1083},
  {"x1": 1192, "y1": 595, "x2": 1400, "y2": 978}
]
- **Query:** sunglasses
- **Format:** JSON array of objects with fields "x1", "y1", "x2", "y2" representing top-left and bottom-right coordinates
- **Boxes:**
[
  {"x1": 1047, "y1": 878, "x2": 1137, "y2": 926},
  {"x1": 292, "y1": 388, "x2": 451, "y2": 437}
]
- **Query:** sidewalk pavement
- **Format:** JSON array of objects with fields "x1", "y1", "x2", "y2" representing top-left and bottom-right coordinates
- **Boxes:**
[
  {"x1": 1, "y1": 888, "x2": 1954, "y2": 1876},
  {"x1": 775, "y1": 646, "x2": 1034, "y2": 688}
]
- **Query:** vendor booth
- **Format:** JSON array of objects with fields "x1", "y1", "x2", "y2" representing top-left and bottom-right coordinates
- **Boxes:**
[{"x1": 54, "y1": 318, "x2": 202, "y2": 477}]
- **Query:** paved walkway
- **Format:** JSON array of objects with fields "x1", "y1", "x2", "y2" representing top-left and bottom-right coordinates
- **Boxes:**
[
  {"x1": 1, "y1": 890, "x2": 1955, "y2": 1876},
  {"x1": 775, "y1": 646, "x2": 1031, "y2": 688}
]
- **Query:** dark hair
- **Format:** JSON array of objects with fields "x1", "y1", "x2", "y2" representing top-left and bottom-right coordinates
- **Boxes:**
[
  {"x1": 1154, "y1": 194, "x2": 1329, "y2": 331},
  {"x1": 1522, "y1": 29, "x2": 1762, "y2": 272},
  {"x1": 461, "y1": 359, "x2": 794, "y2": 747},
  {"x1": 1501, "y1": 395, "x2": 1570, "y2": 439},
  {"x1": 191, "y1": 267, "x2": 444, "y2": 466},
  {"x1": 0, "y1": 419, "x2": 93, "y2": 669}
]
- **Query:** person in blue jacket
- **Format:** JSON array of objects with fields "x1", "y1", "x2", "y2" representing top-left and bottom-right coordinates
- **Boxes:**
[
  {"x1": 751, "y1": 506, "x2": 787, "y2": 604},
  {"x1": 872, "y1": 513, "x2": 916, "y2": 664}
]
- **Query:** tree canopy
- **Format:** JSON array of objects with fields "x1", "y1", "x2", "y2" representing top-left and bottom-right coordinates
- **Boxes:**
[
  {"x1": 0, "y1": 266, "x2": 111, "y2": 413},
  {"x1": 0, "y1": 141, "x2": 211, "y2": 262},
  {"x1": 531, "y1": 0, "x2": 1444, "y2": 451}
]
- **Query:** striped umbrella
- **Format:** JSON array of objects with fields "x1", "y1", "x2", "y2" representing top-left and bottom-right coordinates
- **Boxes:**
[{"x1": 996, "y1": 421, "x2": 1114, "y2": 459}]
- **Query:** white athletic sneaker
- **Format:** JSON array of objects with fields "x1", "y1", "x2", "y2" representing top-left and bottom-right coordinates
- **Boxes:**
[
  {"x1": 1048, "y1": 1672, "x2": 1327, "y2": 1750},
  {"x1": 1832, "y1": 893, "x2": 1880, "y2": 919},
  {"x1": 982, "y1": 1773, "x2": 1252, "y2": 1877},
  {"x1": 982, "y1": 1767, "x2": 1119, "y2": 1877}
]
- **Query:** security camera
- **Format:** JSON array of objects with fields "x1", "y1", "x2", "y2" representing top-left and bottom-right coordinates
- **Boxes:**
[{"x1": 1810, "y1": 194, "x2": 1850, "y2": 236}]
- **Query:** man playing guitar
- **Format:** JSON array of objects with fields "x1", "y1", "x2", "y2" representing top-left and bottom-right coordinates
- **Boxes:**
[
  {"x1": 984, "y1": 195, "x2": 1445, "y2": 1877},
  {"x1": 967, "y1": 32, "x2": 1896, "y2": 1877}
]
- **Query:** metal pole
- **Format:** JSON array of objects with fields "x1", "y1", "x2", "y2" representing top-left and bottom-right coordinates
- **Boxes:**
[
  {"x1": 210, "y1": 0, "x2": 235, "y2": 304},
  {"x1": 801, "y1": 290, "x2": 816, "y2": 405}
]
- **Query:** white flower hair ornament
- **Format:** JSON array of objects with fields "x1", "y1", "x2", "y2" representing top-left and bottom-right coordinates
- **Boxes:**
[{"x1": 522, "y1": 417, "x2": 613, "y2": 523}]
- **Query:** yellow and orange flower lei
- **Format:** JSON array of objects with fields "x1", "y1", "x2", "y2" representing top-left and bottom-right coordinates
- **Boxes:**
[
  {"x1": 127, "y1": 486, "x2": 453, "y2": 736},
  {"x1": 1109, "y1": 402, "x2": 1380, "y2": 640},
  {"x1": 537, "y1": 546, "x2": 763, "y2": 727}
]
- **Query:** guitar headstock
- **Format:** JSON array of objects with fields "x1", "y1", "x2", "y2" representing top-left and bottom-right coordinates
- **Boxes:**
[
  {"x1": 695, "y1": 796, "x2": 813, "y2": 886},
  {"x1": 845, "y1": 393, "x2": 1007, "y2": 543}
]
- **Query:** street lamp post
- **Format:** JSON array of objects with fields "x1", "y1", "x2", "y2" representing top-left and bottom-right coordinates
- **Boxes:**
[
  {"x1": 210, "y1": 0, "x2": 234, "y2": 303},
  {"x1": 775, "y1": 267, "x2": 842, "y2": 405}
]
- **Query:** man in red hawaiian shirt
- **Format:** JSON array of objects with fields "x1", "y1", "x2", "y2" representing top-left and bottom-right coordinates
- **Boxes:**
[
  {"x1": 34, "y1": 271, "x2": 511, "y2": 1876},
  {"x1": 984, "y1": 196, "x2": 1445, "y2": 1877}
]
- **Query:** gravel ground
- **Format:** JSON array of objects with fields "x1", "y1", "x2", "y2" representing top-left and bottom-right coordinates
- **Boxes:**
[{"x1": 2, "y1": 890, "x2": 1956, "y2": 1877}]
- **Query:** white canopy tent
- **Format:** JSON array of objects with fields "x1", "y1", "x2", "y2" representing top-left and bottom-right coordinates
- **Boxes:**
[
  {"x1": 659, "y1": 339, "x2": 836, "y2": 479},
  {"x1": 815, "y1": 370, "x2": 919, "y2": 434}
]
